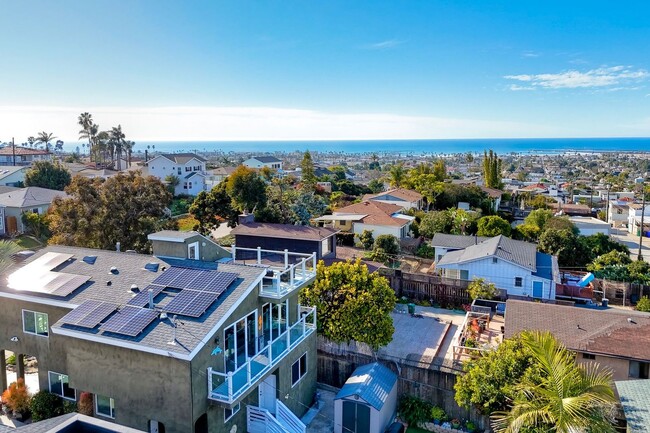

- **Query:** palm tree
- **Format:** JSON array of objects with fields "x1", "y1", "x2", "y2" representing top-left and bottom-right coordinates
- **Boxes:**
[
  {"x1": 389, "y1": 163, "x2": 406, "y2": 187},
  {"x1": 0, "y1": 241, "x2": 20, "y2": 273},
  {"x1": 109, "y1": 125, "x2": 126, "y2": 170},
  {"x1": 27, "y1": 136, "x2": 36, "y2": 148},
  {"x1": 124, "y1": 140, "x2": 135, "y2": 168},
  {"x1": 35, "y1": 132, "x2": 56, "y2": 152},
  {"x1": 491, "y1": 331, "x2": 617, "y2": 433},
  {"x1": 78, "y1": 113, "x2": 100, "y2": 166}
]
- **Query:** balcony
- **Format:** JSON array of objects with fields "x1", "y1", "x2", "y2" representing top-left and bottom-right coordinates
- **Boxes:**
[
  {"x1": 230, "y1": 247, "x2": 317, "y2": 299},
  {"x1": 208, "y1": 306, "x2": 316, "y2": 404}
]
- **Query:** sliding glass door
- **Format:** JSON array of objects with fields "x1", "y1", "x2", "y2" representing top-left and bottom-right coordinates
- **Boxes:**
[{"x1": 224, "y1": 310, "x2": 258, "y2": 373}]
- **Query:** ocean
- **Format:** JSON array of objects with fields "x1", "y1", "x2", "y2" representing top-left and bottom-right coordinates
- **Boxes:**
[{"x1": 68, "y1": 137, "x2": 650, "y2": 155}]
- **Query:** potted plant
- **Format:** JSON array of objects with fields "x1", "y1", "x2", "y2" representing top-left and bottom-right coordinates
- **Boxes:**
[
  {"x1": 1, "y1": 379, "x2": 31, "y2": 421},
  {"x1": 466, "y1": 420, "x2": 477, "y2": 433},
  {"x1": 430, "y1": 406, "x2": 447, "y2": 425},
  {"x1": 451, "y1": 418, "x2": 461, "y2": 429}
]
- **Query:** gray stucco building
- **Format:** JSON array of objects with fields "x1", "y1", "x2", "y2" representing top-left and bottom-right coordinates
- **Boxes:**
[{"x1": 0, "y1": 232, "x2": 318, "y2": 433}]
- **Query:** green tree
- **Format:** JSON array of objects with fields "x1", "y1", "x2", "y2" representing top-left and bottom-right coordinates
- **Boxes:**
[
  {"x1": 300, "y1": 150, "x2": 317, "y2": 191},
  {"x1": 583, "y1": 233, "x2": 629, "y2": 257},
  {"x1": 491, "y1": 331, "x2": 617, "y2": 433},
  {"x1": 0, "y1": 241, "x2": 20, "y2": 272},
  {"x1": 226, "y1": 165, "x2": 267, "y2": 213},
  {"x1": 367, "y1": 178, "x2": 384, "y2": 194},
  {"x1": 477, "y1": 215, "x2": 512, "y2": 237},
  {"x1": 359, "y1": 229, "x2": 375, "y2": 250},
  {"x1": 468, "y1": 277, "x2": 499, "y2": 300},
  {"x1": 636, "y1": 296, "x2": 650, "y2": 312},
  {"x1": 628, "y1": 260, "x2": 650, "y2": 284},
  {"x1": 389, "y1": 163, "x2": 406, "y2": 187},
  {"x1": 432, "y1": 159, "x2": 447, "y2": 182},
  {"x1": 587, "y1": 250, "x2": 632, "y2": 271},
  {"x1": 300, "y1": 259, "x2": 396, "y2": 350},
  {"x1": 419, "y1": 210, "x2": 454, "y2": 238},
  {"x1": 35, "y1": 131, "x2": 56, "y2": 152},
  {"x1": 455, "y1": 335, "x2": 538, "y2": 415},
  {"x1": 189, "y1": 182, "x2": 239, "y2": 235},
  {"x1": 523, "y1": 209, "x2": 553, "y2": 232},
  {"x1": 24, "y1": 161, "x2": 72, "y2": 191},
  {"x1": 544, "y1": 216, "x2": 578, "y2": 234},
  {"x1": 164, "y1": 175, "x2": 180, "y2": 195},
  {"x1": 483, "y1": 149, "x2": 503, "y2": 189},
  {"x1": 538, "y1": 229, "x2": 590, "y2": 268},
  {"x1": 48, "y1": 172, "x2": 175, "y2": 252},
  {"x1": 109, "y1": 125, "x2": 126, "y2": 170},
  {"x1": 30, "y1": 390, "x2": 64, "y2": 421},
  {"x1": 370, "y1": 234, "x2": 400, "y2": 262},
  {"x1": 21, "y1": 212, "x2": 51, "y2": 240}
]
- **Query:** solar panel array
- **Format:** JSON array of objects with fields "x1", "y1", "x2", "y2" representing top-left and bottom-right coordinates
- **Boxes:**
[
  {"x1": 7, "y1": 251, "x2": 90, "y2": 297},
  {"x1": 60, "y1": 300, "x2": 117, "y2": 329},
  {"x1": 163, "y1": 290, "x2": 220, "y2": 317},
  {"x1": 100, "y1": 306, "x2": 158, "y2": 337},
  {"x1": 127, "y1": 284, "x2": 166, "y2": 307}
]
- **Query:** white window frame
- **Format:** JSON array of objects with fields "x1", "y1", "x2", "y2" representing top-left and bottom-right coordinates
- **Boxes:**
[
  {"x1": 223, "y1": 308, "x2": 259, "y2": 373},
  {"x1": 22, "y1": 309, "x2": 49, "y2": 337},
  {"x1": 95, "y1": 394, "x2": 115, "y2": 419},
  {"x1": 48, "y1": 371, "x2": 76, "y2": 401},
  {"x1": 188, "y1": 241, "x2": 199, "y2": 260},
  {"x1": 224, "y1": 402, "x2": 240, "y2": 422},
  {"x1": 291, "y1": 352, "x2": 308, "y2": 387}
]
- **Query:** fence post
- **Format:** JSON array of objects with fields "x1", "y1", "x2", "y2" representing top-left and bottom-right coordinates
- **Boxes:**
[{"x1": 257, "y1": 247, "x2": 262, "y2": 264}]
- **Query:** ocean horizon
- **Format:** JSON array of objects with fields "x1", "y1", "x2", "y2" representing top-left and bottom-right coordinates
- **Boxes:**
[{"x1": 64, "y1": 137, "x2": 650, "y2": 155}]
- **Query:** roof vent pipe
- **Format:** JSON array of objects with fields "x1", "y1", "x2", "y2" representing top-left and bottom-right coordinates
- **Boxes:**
[
  {"x1": 116, "y1": 242, "x2": 121, "y2": 252},
  {"x1": 148, "y1": 288, "x2": 154, "y2": 309}
]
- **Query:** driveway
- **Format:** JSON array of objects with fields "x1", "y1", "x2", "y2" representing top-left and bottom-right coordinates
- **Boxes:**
[{"x1": 610, "y1": 228, "x2": 650, "y2": 262}]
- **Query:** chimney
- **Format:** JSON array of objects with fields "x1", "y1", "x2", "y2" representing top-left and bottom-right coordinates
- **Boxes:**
[
  {"x1": 116, "y1": 242, "x2": 121, "y2": 252},
  {"x1": 238, "y1": 213, "x2": 255, "y2": 225},
  {"x1": 148, "y1": 288, "x2": 154, "y2": 309}
]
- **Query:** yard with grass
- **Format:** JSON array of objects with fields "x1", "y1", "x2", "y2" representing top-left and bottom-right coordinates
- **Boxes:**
[{"x1": 13, "y1": 235, "x2": 43, "y2": 250}]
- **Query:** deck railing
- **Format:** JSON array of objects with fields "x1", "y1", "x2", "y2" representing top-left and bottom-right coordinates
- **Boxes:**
[{"x1": 208, "y1": 306, "x2": 316, "y2": 404}]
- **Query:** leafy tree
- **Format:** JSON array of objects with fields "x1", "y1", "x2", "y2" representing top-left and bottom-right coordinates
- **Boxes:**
[
  {"x1": 455, "y1": 335, "x2": 538, "y2": 415},
  {"x1": 300, "y1": 259, "x2": 396, "y2": 350},
  {"x1": 389, "y1": 163, "x2": 406, "y2": 187},
  {"x1": 513, "y1": 224, "x2": 540, "y2": 242},
  {"x1": 0, "y1": 241, "x2": 20, "y2": 272},
  {"x1": 582, "y1": 233, "x2": 629, "y2": 257},
  {"x1": 35, "y1": 131, "x2": 56, "y2": 152},
  {"x1": 370, "y1": 234, "x2": 400, "y2": 263},
  {"x1": 300, "y1": 150, "x2": 317, "y2": 191},
  {"x1": 451, "y1": 208, "x2": 480, "y2": 235},
  {"x1": 588, "y1": 250, "x2": 632, "y2": 271},
  {"x1": 636, "y1": 296, "x2": 650, "y2": 312},
  {"x1": 492, "y1": 331, "x2": 617, "y2": 433},
  {"x1": 628, "y1": 260, "x2": 650, "y2": 284},
  {"x1": 477, "y1": 215, "x2": 511, "y2": 237},
  {"x1": 482, "y1": 149, "x2": 503, "y2": 189},
  {"x1": 432, "y1": 159, "x2": 447, "y2": 181},
  {"x1": 226, "y1": 165, "x2": 267, "y2": 213},
  {"x1": 328, "y1": 165, "x2": 347, "y2": 181},
  {"x1": 359, "y1": 229, "x2": 375, "y2": 250},
  {"x1": 21, "y1": 212, "x2": 51, "y2": 240},
  {"x1": 1, "y1": 378, "x2": 31, "y2": 415},
  {"x1": 419, "y1": 210, "x2": 454, "y2": 238},
  {"x1": 30, "y1": 390, "x2": 64, "y2": 421},
  {"x1": 523, "y1": 209, "x2": 553, "y2": 232},
  {"x1": 290, "y1": 192, "x2": 327, "y2": 225},
  {"x1": 538, "y1": 229, "x2": 590, "y2": 268},
  {"x1": 529, "y1": 195, "x2": 552, "y2": 209},
  {"x1": 367, "y1": 178, "x2": 384, "y2": 194},
  {"x1": 24, "y1": 161, "x2": 71, "y2": 191},
  {"x1": 164, "y1": 175, "x2": 180, "y2": 195},
  {"x1": 468, "y1": 277, "x2": 499, "y2": 300},
  {"x1": 48, "y1": 172, "x2": 175, "y2": 252},
  {"x1": 398, "y1": 395, "x2": 433, "y2": 425},
  {"x1": 189, "y1": 182, "x2": 239, "y2": 235},
  {"x1": 544, "y1": 216, "x2": 578, "y2": 234}
]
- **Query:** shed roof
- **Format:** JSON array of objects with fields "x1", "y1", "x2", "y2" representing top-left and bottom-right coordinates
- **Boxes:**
[
  {"x1": 232, "y1": 222, "x2": 339, "y2": 241},
  {"x1": 336, "y1": 363, "x2": 397, "y2": 411},
  {"x1": 615, "y1": 380, "x2": 650, "y2": 433}
]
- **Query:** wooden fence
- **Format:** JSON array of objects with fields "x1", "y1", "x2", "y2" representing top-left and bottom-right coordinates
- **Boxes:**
[{"x1": 378, "y1": 268, "x2": 472, "y2": 307}]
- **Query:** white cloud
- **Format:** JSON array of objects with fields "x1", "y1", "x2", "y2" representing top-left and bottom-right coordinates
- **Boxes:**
[
  {"x1": 522, "y1": 51, "x2": 540, "y2": 58},
  {"x1": 0, "y1": 105, "x2": 556, "y2": 142},
  {"x1": 509, "y1": 84, "x2": 535, "y2": 91},
  {"x1": 505, "y1": 66, "x2": 649, "y2": 89},
  {"x1": 360, "y1": 39, "x2": 404, "y2": 50}
]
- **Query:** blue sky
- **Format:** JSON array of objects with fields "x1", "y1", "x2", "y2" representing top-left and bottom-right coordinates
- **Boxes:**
[{"x1": 1, "y1": 0, "x2": 649, "y2": 141}]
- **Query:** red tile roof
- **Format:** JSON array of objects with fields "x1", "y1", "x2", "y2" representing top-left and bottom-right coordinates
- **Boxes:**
[
  {"x1": 0, "y1": 146, "x2": 50, "y2": 156},
  {"x1": 335, "y1": 201, "x2": 408, "y2": 227}
]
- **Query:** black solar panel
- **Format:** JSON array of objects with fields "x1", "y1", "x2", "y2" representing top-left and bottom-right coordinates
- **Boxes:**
[
  {"x1": 152, "y1": 267, "x2": 185, "y2": 286},
  {"x1": 127, "y1": 284, "x2": 165, "y2": 307},
  {"x1": 51, "y1": 275, "x2": 91, "y2": 297},
  {"x1": 117, "y1": 309, "x2": 159, "y2": 337},
  {"x1": 101, "y1": 306, "x2": 141, "y2": 333},
  {"x1": 181, "y1": 291, "x2": 219, "y2": 317},
  {"x1": 186, "y1": 272, "x2": 219, "y2": 290},
  {"x1": 60, "y1": 300, "x2": 102, "y2": 325},
  {"x1": 163, "y1": 290, "x2": 198, "y2": 315},
  {"x1": 76, "y1": 302, "x2": 117, "y2": 328},
  {"x1": 168, "y1": 268, "x2": 204, "y2": 289},
  {"x1": 203, "y1": 272, "x2": 238, "y2": 294}
]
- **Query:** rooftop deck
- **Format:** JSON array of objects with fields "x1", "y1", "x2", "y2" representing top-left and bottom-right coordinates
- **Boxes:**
[{"x1": 452, "y1": 300, "x2": 506, "y2": 363}]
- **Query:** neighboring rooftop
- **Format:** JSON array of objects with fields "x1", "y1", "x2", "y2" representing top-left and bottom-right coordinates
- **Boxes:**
[
  {"x1": 437, "y1": 235, "x2": 539, "y2": 271},
  {"x1": 480, "y1": 186, "x2": 503, "y2": 198},
  {"x1": 249, "y1": 156, "x2": 282, "y2": 163},
  {"x1": 0, "y1": 186, "x2": 67, "y2": 208},
  {"x1": 505, "y1": 300, "x2": 650, "y2": 361},
  {"x1": 148, "y1": 230, "x2": 204, "y2": 242},
  {"x1": 334, "y1": 201, "x2": 408, "y2": 227},
  {"x1": 363, "y1": 187, "x2": 423, "y2": 203},
  {"x1": 431, "y1": 233, "x2": 489, "y2": 249},
  {"x1": 14, "y1": 413, "x2": 146, "y2": 432},
  {"x1": 232, "y1": 222, "x2": 339, "y2": 241},
  {"x1": 615, "y1": 380, "x2": 650, "y2": 433},
  {"x1": 156, "y1": 153, "x2": 207, "y2": 164},
  {"x1": 0, "y1": 146, "x2": 50, "y2": 156},
  {"x1": 335, "y1": 362, "x2": 397, "y2": 411}
]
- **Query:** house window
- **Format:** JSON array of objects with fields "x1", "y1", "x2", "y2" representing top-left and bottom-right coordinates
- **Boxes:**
[
  {"x1": 177, "y1": 167, "x2": 182, "y2": 175},
  {"x1": 48, "y1": 372, "x2": 76, "y2": 400},
  {"x1": 492, "y1": 257, "x2": 498, "y2": 264},
  {"x1": 31, "y1": 208, "x2": 40, "y2": 214},
  {"x1": 224, "y1": 403, "x2": 240, "y2": 422},
  {"x1": 582, "y1": 353, "x2": 596, "y2": 360},
  {"x1": 185, "y1": 166, "x2": 192, "y2": 172},
  {"x1": 188, "y1": 242, "x2": 199, "y2": 260},
  {"x1": 194, "y1": 166, "x2": 200, "y2": 171},
  {"x1": 23, "y1": 310, "x2": 48, "y2": 336},
  {"x1": 188, "y1": 182, "x2": 193, "y2": 189},
  {"x1": 96, "y1": 395, "x2": 115, "y2": 418},
  {"x1": 224, "y1": 310, "x2": 259, "y2": 373},
  {"x1": 291, "y1": 352, "x2": 308, "y2": 387},
  {"x1": 514, "y1": 277, "x2": 523, "y2": 287},
  {"x1": 262, "y1": 301, "x2": 288, "y2": 346},
  {"x1": 629, "y1": 361, "x2": 650, "y2": 379}
]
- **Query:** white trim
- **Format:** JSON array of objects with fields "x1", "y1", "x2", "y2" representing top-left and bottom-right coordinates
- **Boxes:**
[
  {"x1": 147, "y1": 235, "x2": 190, "y2": 243},
  {"x1": 0, "y1": 291, "x2": 79, "y2": 308},
  {"x1": 146, "y1": 155, "x2": 176, "y2": 166},
  {"x1": 95, "y1": 394, "x2": 115, "y2": 419},
  {"x1": 291, "y1": 352, "x2": 308, "y2": 388},
  {"x1": 22, "y1": 309, "x2": 49, "y2": 337},
  {"x1": 48, "y1": 371, "x2": 76, "y2": 401},
  {"x1": 223, "y1": 308, "x2": 259, "y2": 373},
  {"x1": 224, "y1": 402, "x2": 240, "y2": 422},
  {"x1": 188, "y1": 241, "x2": 199, "y2": 260}
]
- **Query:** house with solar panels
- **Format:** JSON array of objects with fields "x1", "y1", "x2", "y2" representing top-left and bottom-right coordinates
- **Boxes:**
[{"x1": 0, "y1": 230, "x2": 318, "y2": 433}]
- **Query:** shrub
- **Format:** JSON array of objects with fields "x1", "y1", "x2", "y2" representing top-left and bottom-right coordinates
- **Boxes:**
[
  {"x1": 468, "y1": 277, "x2": 499, "y2": 300},
  {"x1": 77, "y1": 392, "x2": 94, "y2": 416},
  {"x1": 430, "y1": 406, "x2": 447, "y2": 422},
  {"x1": 30, "y1": 391, "x2": 64, "y2": 421},
  {"x1": 337, "y1": 232, "x2": 355, "y2": 247},
  {"x1": 2, "y1": 378, "x2": 31, "y2": 415},
  {"x1": 416, "y1": 244, "x2": 435, "y2": 258},
  {"x1": 7, "y1": 354, "x2": 16, "y2": 365},
  {"x1": 398, "y1": 395, "x2": 433, "y2": 425},
  {"x1": 359, "y1": 230, "x2": 375, "y2": 250},
  {"x1": 374, "y1": 234, "x2": 400, "y2": 256},
  {"x1": 637, "y1": 296, "x2": 650, "y2": 312}
]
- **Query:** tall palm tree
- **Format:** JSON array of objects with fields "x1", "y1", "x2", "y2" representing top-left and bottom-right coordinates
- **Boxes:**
[
  {"x1": 78, "y1": 113, "x2": 100, "y2": 166},
  {"x1": 95, "y1": 130, "x2": 110, "y2": 168},
  {"x1": 35, "y1": 132, "x2": 56, "y2": 152},
  {"x1": 27, "y1": 136, "x2": 36, "y2": 148},
  {"x1": 389, "y1": 163, "x2": 406, "y2": 187},
  {"x1": 492, "y1": 331, "x2": 617, "y2": 433},
  {"x1": 0, "y1": 241, "x2": 20, "y2": 273},
  {"x1": 109, "y1": 125, "x2": 126, "y2": 170}
]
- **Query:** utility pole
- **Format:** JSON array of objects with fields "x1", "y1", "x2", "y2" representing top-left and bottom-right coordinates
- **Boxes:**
[
  {"x1": 639, "y1": 184, "x2": 646, "y2": 261},
  {"x1": 589, "y1": 181, "x2": 594, "y2": 209},
  {"x1": 11, "y1": 137, "x2": 16, "y2": 166}
]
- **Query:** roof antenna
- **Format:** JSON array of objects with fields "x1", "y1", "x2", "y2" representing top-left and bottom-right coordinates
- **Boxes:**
[{"x1": 168, "y1": 315, "x2": 178, "y2": 345}]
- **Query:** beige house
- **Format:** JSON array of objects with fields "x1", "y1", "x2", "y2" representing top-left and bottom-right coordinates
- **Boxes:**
[{"x1": 0, "y1": 186, "x2": 68, "y2": 234}]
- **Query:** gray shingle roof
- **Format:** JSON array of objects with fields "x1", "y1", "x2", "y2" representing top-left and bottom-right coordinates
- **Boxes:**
[
  {"x1": 615, "y1": 380, "x2": 650, "y2": 433},
  {"x1": 437, "y1": 235, "x2": 538, "y2": 271},
  {"x1": 16, "y1": 413, "x2": 146, "y2": 432},
  {"x1": 430, "y1": 233, "x2": 489, "y2": 249},
  {"x1": 251, "y1": 156, "x2": 281, "y2": 163},
  {"x1": 232, "y1": 223, "x2": 339, "y2": 241},
  {"x1": 0, "y1": 245, "x2": 264, "y2": 358},
  {"x1": 0, "y1": 187, "x2": 68, "y2": 208},
  {"x1": 159, "y1": 153, "x2": 207, "y2": 164},
  {"x1": 336, "y1": 362, "x2": 397, "y2": 411}
]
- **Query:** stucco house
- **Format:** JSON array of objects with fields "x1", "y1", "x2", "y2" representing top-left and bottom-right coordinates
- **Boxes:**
[
  {"x1": 243, "y1": 156, "x2": 283, "y2": 170},
  {"x1": 0, "y1": 232, "x2": 318, "y2": 433},
  {"x1": 435, "y1": 234, "x2": 559, "y2": 300},
  {"x1": 0, "y1": 146, "x2": 52, "y2": 166},
  {"x1": 0, "y1": 166, "x2": 28, "y2": 186},
  {"x1": 316, "y1": 201, "x2": 414, "y2": 240},
  {"x1": 362, "y1": 188, "x2": 424, "y2": 210},
  {"x1": 0, "y1": 186, "x2": 68, "y2": 234},
  {"x1": 608, "y1": 203, "x2": 629, "y2": 228},
  {"x1": 146, "y1": 153, "x2": 207, "y2": 196}
]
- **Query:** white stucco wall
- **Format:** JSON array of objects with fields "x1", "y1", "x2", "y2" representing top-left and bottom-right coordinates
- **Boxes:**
[{"x1": 352, "y1": 223, "x2": 407, "y2": 240}]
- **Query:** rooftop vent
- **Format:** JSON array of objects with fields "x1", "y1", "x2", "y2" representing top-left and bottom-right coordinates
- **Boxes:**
[
  {"x1": 130, "y1": 284, "x2": 139, "y2": 293},
  {"x1": 144, "y1": 263, "x2": 160, "y2": 272},
  {"x1": 82, "y1": 255, "x2": 97, "y2": 265},
  {"x1": 109, "y1": 267, "x2": 118, "y2": 274}
]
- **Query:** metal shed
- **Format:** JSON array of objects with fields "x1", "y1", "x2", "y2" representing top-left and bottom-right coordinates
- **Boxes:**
[{"x1": 334, "y1": 363, "x2": 398, "y2": 433}]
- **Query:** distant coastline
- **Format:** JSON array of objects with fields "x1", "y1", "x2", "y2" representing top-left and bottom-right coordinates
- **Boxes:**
[{"x1": 63, "y1": 137, "x2": 650, "y2": 155}]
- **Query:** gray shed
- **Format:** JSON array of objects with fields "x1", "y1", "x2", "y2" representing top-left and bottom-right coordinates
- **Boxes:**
[{"x1": 334, "y1": 363, "x2": 398, "y2": 433}]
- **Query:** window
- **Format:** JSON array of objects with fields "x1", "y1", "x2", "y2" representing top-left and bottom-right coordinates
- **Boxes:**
[
  {"x1": 582, "y1": 353, "x2": 596, "y2": 360},
  {"x1": 514, "y1": 277, "x2": 523, "y2": 287},
  {"x1": 629, "y1": 361, "x2": 650, "y2": 379},
  {"x1": 23, "y1": 310, "x2": 48, "y2": 336},
  {"x1": 291, "y1": 352, "x2": 308, "y2": 386},
  {"x1": 96, "y1": 395, "x2": 115, "y2": 418},
  {"x1": 188, "y1": 242, "x2": 199, "y2": 260},
  {"x1": 224, "y1": 310, "x2": 259, "y2": 373},
  {"x1": 177, "y1": 167, "x2": 182, "y2": 175},
  {"x1": 492, "y1": 257, "x2": 498, "y2": 264},
  {"x1": 617, "y1": 209, "x2": 623, "y2": 214},
  {"x1": 185, "y1": 166, "x2": 192, "y2": 172},
  {"x1": 48, "y1": 372, "x2": 76, "y2": 400},
  {"x1": 224, "y1": 403, "x2": 240, "y2": 422}
]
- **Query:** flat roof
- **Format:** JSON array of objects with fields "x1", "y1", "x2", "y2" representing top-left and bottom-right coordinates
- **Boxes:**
[{"x1": 232, "y1": 222, "x2": 339, "y2": 241}]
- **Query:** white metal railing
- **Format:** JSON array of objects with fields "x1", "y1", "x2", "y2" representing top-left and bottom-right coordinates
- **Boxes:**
[
  {"x1": 276, "y1": 400, "x2": 306, "y2": 433},
  {"x1": 247, "y1": 405, "x2": 287, "y2": 433},
  {"x1": 208, "y1": 306, "x2": 316, "y2": 404},
  {"x1": 230, "y1": 246, "x2": 317, "y2": 298}
]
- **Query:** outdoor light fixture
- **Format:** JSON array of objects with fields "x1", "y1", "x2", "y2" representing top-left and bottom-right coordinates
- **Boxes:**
[{"x1": 10, "y1": 336, "x2": 19, "y2": 342}]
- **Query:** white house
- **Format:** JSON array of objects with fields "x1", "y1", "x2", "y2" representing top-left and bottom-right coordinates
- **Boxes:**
[
  {"x1": 243, "y1": 156, "x2": 283, "y2": 170},
  {"x1": 431, "y1": 233, "x2": 489, "y2": 263},
  {"x1": 627, "y1": 203, "x2": 650, "y2": 235},
  {"x1": 315, "y1": 201, "x2": 414, "y2": 240},
  {"x1": 362, "y1": 187, "x2": 424, "y2": 210},
  {"x1": 569, "y1": 216, "x2": 611, "y2": 236},
  {"x1": 0, "y1": 166, "x2": 27, "y2": 186},
  {"x1": 0, "y1": 146, "x2": 52, "y2": 166},
  {"x1": 0, "y1": 186, "x2": 68, "y2": 234},
  {"x1": 204, "y1": 166, "x2": 238, "y2": 190},
  {"x1": 435, "y1": 234, "x2": 560, "y2": 300},
  {"x1": 608, "y1": 203, "x2": 629, "y2": 228},
  {"x1": 146, "y1": 153, "x2": 207, "y2": 195}
]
